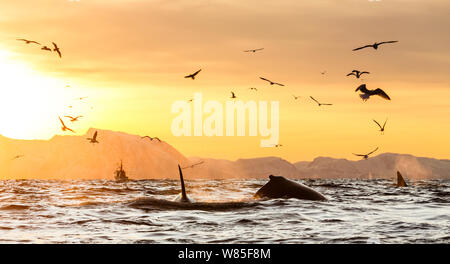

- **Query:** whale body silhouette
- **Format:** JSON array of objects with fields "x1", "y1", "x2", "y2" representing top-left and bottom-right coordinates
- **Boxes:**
[
  {"x1": 396, "y1": 171, "x2": 408, "y2": 187},
  {"x1": 129, "y1": 164, "x2": 258, "y2": 211},
  {"x1": 254, "y1": 175, "x2": 327, "y2": 201},
  {"x1": 173, "y1": 164, "x2": 194, "y2": 203},
  {"x1": 130, "y1": 171, "x2": 327, "y2": 212}
]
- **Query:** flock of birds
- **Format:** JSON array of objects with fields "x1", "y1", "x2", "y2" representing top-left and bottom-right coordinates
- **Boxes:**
[
  {"x1": 182, "y1": 40, "x2": 399, "y2": 159},
  {"x1": 14, "y1": 38, "x2": 168, "y2": 153},
  {"x1": 17, "y1": 38, "x2": 62, "y2": 58},
  {"x1": 13, "y1": 37, "x2": 398, "y2": 162}
]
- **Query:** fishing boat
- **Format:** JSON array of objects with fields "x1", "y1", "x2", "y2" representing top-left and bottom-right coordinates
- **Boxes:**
[{"x1": 114, "y1": 161, "x2": 129, "y2": 182}]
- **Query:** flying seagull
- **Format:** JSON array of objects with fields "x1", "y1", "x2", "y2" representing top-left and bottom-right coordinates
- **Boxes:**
[
  {"x1": 182, "y1": 161, "x2": 205, "y2": 169},
  {"x1": 141, "y1": 136, "x2": 154, "y2": 141},
  {"x1": 17, "y1": 39, "x2": 40, "y2": 45},
  {"x1": 87, "y1": 131, "x2": 99, "y2": 144},
  {"x1": 347, "y1": 70, "x2": 370, "y2": 79},
  {"x1": 41, "y1": 46, "x2": 52, "y2": 51},
  {"x1": 230, "y1": 91, "x2": 237, "y2": 99},
  {"x1": 249, "y1": 87, "x2": 258, "y2": 91},
  {"x1": 352, "y1": 41, "x2": 398, "y2": 51},
  {"x1": 292, "y1": 95, "x2": 301, "y2": 100},
  {"x1": 142, "y1": 136, "x2": 162, "y2": 142},
  {"x1": 353, "y1": 147, "x2": 379, "y2": 160},
  {"x1": 259, "y1": 77, "x2": 284, "y2": 86},
  {"x1": 310, "y1": 96, "x2": 332, "y2": 106},
  {"x1": 244, "y1": 48, "x2": 264, "y2": 53},
  {"x1": 12, "y1": 155, "x2": 24, "y2": 160},
  {"x1": 373, "y1": 119, "x2": 388, "y2": 135},
  {"x1": 65, "y1": 115, "x2": 83, "y2": 122},
  {"x1": 184, "y1": 69, "x2": 201, "y2": 80},
  {"x1": 59, "y1": 116, "x2": 75, "y2": 133},
  {"x1": 52, "y1": 42, "x2": 62, "y2": 58},
  {"x1": 355, "y1": 84, "x2": 391, "y2": 101}
]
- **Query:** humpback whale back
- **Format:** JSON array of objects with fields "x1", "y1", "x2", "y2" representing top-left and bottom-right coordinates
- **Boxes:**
[
  {"x1": 396, "y1": 171, "x2": 408, "y2": 187},
  {"x1": 175, "y1": 165, "x2": 190, "y2": 203},
  {"x1": 255, "y1": 175, "x2": 326, "y2": 201}
]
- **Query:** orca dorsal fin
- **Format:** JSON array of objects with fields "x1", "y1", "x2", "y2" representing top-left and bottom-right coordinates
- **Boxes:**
[
  {"x1": 396, "y1": 171, "x2": 408, "y2": 187},
  {"x1": 178, "y1": 165, "x2": 189, "y2": 202}
]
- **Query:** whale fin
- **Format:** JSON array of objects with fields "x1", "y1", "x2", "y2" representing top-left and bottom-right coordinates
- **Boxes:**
[
  {"x1": 178, "y1": 165, "x2": 189, "y2": 202},
  {"x1": 396, "y1": 171, "x2": 407, "y2": 187}
]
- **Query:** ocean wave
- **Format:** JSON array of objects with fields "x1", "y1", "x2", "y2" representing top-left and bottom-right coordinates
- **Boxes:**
[
  {"x1": 128, "y1": 197, "x2": 260, "y2": 211},
  {"x1": 0, "y1": 204, "x2": 30, "y2": 210},
  {"x1": 0, "y1": 178, "x2": 448, "y2": 243}
]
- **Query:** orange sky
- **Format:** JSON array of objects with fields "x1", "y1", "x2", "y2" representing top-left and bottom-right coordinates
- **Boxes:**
[{"x1": 0, "y1": 0, "x2": 449, "y2": 162}]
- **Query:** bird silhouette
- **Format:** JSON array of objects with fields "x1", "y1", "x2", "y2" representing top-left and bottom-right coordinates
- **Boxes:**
[
  {"x1": 142, "y1": 136, "x2": 162, "y2": 142},
  {"x1": 86, "y1": 131, "x2": 99, "y2": 144},
  {"x1": 59, "y1": 116, "x2": 75, "y2": 133},
  {"x1": 353, "y1": 147, "x2": 379, "y2": 160},
  {"x1": 244, "y1": 48, "x2": 264, "y2": 53},
  {"x1": 259, "y1": 77, "x2": 284, "y2": 86},
  {"x1": 272, "y1": 144, "x2": 283, "y2": 147},
  {"x1": 292, "y1": 95, "x2": 301, "y2": 100},
  {"x1": 347, "y1": 70, "x2": 370, "y2": 79},
  {"x1": 355, "y1": 84, "x2": 391, "y2": 101},
  {"x1": 65, "y1": 115, "x2": 83, "y2": 122},
  {"x1": 249, "y1": 87, "x2": 258, "y2": 91},
  {"x1": 17, "y1": 39, "x2": 40, "y2": 45},
  {"x1": 310, "y1": 96, "x2": 332, "y2": 106},
  {"x1": 230, "y1": 92, "x2": 237, "y2": 99},
  {"x1": 352, "y1": 41, "x2": 398, "y2": 51},
  {"x1": 12, "y1": 155, "x2": 24, "y2": 160},
  {"x1": 51, "y1": 42, "x2": 62, "y2": 58},
  {"x1": 373, "y1": 119, "x2": 388, "y2": 135},
  {"x1": 184, "y1": 69, "x2": 201, "y2": 80},
  {"x1": 182, "y1": 161, "x2": 205, "y2": 169},
  {"x1": 41, "y1": 46, "x2": 52, "y2": 51}
]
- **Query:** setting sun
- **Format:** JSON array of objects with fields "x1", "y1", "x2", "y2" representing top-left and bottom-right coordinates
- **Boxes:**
[{"x1": 0, "y1": 49, "x2": 81, "y2": 139}]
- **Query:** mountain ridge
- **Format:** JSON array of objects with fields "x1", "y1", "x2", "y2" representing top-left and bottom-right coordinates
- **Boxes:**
[{"x1": 1, "y1": 128, "x2": 449, "y2": 180}]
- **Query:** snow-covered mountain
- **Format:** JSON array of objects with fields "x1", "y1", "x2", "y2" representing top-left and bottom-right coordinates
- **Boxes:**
[
  {"x1": 0, "y1": 128, "x2": 188, "y2": 180},
  {"x1": 1, "y1": 128, "x2": 449, "y2": 180}
]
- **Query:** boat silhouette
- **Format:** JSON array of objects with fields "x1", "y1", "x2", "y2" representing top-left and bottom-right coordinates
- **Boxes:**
[{"x1": 114, "y1": 161, "x2": 129, "y2": 182}]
